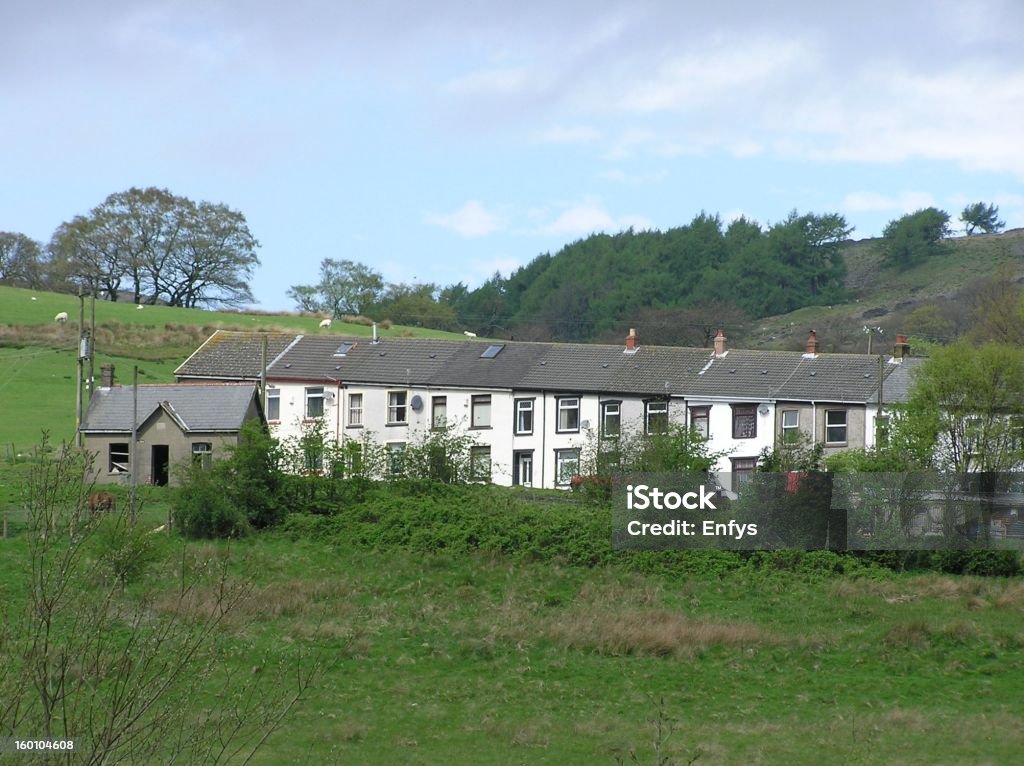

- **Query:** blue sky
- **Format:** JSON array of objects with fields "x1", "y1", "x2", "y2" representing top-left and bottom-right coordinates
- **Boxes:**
[{"x1": 2, "y1": 1, "x2": 1022, "y2": 311}]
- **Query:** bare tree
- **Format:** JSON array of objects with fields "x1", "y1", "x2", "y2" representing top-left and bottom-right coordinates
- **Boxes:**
[{"x1": 0, "y1": 438, "x2": 326, "y2": 764}]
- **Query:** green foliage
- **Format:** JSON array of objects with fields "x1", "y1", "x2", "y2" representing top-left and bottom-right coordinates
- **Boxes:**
[
  {"x1": 902, "y1": 341, "x2": 1024, "y2": 472},
  {"x1": 174, "y1": 460, "x2": 250, "y2": 538},
  {"x1": 287, "y1": 257, "x2": 384, "y2": 317},
  {"x1": 960, "y1": 202, "x2": 1005, "y2": 235},
  {"x1": 0, "y1": 231, "x2": 45, "y2": 289},
  {"x1": 90, "y1": 514, "x2": 166, "y2": 585},
  {"x1": 879, "y1": 207, "x2": 952, "y2": 269},
  {"x1": 583, "y1": 424, "x2": 728, "y2": 479},
  {"x1": 758, "y1": 432, "x2": 824, "y2": 472}
]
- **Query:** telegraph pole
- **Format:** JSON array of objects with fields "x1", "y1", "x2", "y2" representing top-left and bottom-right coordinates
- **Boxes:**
[{"x1": 75, "y1": 289, "x2": 86, "y2": 446}]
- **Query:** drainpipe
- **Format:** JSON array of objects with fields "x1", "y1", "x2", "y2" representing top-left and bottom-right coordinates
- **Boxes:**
[
  {"x1": 811, "y1": 401, "x2": 817, "y2": 446},
  {"x1": 541, "y1": 390, "x2": 548, "y2": 489}
]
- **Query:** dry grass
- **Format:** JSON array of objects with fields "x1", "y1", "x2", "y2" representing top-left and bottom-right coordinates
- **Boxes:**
[{"x1": 831, "y1": 574, "x2": 1021, "y2": 608}]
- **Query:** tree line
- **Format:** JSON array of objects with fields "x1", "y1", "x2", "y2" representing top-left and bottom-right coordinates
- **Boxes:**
[
  {"x1": 288, "y1": 202, "x2": 1005, "y2": 343},
  {"x1": 0, "y1": 187, "x2": 260, "y2": 307}
]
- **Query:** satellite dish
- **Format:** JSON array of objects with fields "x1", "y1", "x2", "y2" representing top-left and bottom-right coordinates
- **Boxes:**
[
  {"x1": 758, "y1": 404, "x2": 770, "y2": 416},
  {"x1": 410, "y1": 394, "x2": 423, "y2": 412}
]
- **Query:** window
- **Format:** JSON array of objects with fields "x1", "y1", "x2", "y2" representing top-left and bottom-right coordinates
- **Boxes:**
[
  {"x1": 557, "y1": 397, "x2": 580, "y2": 433},
  {"x1": 266, "y1": 387, "x2": 280, "y2": 421},
  {"x1": 645, "y1": 400, "x2": 669, "y2": 434},
  {"x1": 689, "y1": 406, "x2": 709, "y2": 438},
  {"x1": 387, "y1": 442, "x2": 406, "y2": 476},
  {"x1": 514, "y1": 399, "x2": 534, "y2": 435},
  {"x1": 305, "y1": 386, "x2": 325, "y2": 419},
  {"x1": 601, "y1": 401, "x2": 621, "y2": 439},
  {"x1": 304, "y1": 443, "x2": 323, "y2": 473},
  {"x1": 731, "y1": 457, "x2": 758, "y2": 491},
  {"x1": 387, "y1": 391, "x2": 408, "y2": 424},
  {"x1": 191, "y1": 442, "x2": 212, "y2": 468},
  {"x1": 470, "y1": 446, "x2": 492, "y2": 482},
  {"x1": 471, "y1": 395, "x2": 491, "y2": 428},
  {"x1": 108, "y1": 442, "x2": 130, "y2": 473},
  {"x1": 781, "y1": 410, "x2": 799, "y2": 443},
  {"x1": 825, "y1": 410, "x2": 848, "y2": 445},
  {"x1": 432, "y1": 396, "x2": 447, "y2": 429},
  {"x1": 348, "y1": 393, "x2": 363, "y2": 427},
  {"x1": 732, "y1": 404, "x2": 757, "y2": 439},
  {"x1": 555, "y1": 448, "x2": 580, "y2": 486}
]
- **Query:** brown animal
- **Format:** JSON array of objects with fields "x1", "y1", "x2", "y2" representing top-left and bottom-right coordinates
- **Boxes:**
[{"x1": 88, "y1": 491, "x2": 117, "y2": 515}]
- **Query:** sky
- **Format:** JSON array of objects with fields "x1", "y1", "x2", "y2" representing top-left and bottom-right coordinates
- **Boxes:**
[{"x1": 2, "y1": 1, "x2": 1023, "y2": 312}]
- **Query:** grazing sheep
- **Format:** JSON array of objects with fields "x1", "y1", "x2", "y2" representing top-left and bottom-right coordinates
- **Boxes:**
[
  {"x1": 54, "y1": 311, "x2": 68, "y2": 323},
  {"x1": 463, "y1": 330, "x2": 477, "y2": 337},
  {"x1": 31, "y1": 296, "x2": 37, "y2": 301},
  {"x1": 136, "y1": 304, "x2": 144, "y2": 310},
  {"x1": 319, "y1": 318, "x2": 332, "y2": 329}
]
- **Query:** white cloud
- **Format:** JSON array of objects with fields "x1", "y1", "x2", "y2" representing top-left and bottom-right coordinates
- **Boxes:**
[
  {"x1": 443, "y1": 66, "x2": 531, "y2": 96},
  {"x1": 425, "y1": 201, "x2": 504, "y2": 238},
  {"x1": 842, "y1": 191, "x2": 937, "y2": 214},
  {"x1": 540, "y1": 199, "x2": 654, "y2": 237}
]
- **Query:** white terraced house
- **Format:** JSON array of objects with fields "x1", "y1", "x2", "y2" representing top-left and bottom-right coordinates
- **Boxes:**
[{"x1": 175, "y1": 328, "x2": 921, "y2": 490}]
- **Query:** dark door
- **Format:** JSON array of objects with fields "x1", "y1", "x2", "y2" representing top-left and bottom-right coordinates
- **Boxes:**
[{"x1": 151, "y1": 445, "x2": 169, "y2": 486}]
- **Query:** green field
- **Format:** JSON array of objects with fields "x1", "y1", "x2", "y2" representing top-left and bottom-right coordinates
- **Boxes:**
[{"x1": 1, "y1": 524, "x2": 1022, "y2": 765}]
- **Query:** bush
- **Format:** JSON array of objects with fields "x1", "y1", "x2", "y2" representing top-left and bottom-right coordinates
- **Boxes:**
[{"x1": 174, "y1": 462, "x2": 249, "y2": 538}]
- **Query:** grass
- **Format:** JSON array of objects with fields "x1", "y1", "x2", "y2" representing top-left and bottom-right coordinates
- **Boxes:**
[
  {"x1": 0, "y1": 284, "x2": 468, "y2": 339},
  {"x1": 4, "y1": 530, "x2": 1021, "y2": 764}
]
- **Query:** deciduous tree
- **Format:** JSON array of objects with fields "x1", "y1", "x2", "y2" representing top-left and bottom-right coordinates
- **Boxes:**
[
  {"x1": 879, "y1": 208, "x2": 951, "y2": 269},
  {"x1": 960, "y1": 202, "x2": 1005, "y2": 235}
]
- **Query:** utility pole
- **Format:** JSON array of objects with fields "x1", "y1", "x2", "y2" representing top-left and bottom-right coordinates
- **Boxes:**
[
  {"x1": 87, "y1": 289, "x2": 96, "y2": 400},
  {"x1": 75, "y1": 289, "x2": 86, "y2": 447}
]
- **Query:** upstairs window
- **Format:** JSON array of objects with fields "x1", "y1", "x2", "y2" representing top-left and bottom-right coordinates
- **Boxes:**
[
  {"x1": 557, "y1": 397, "x2": 580, "y2": 433},
  {"x1": 432, "y1": 396, "x2": 447, "y2": 429},
  {"x1": 471, "y1": 395, "x2": 492, "y2": 428},
  {"x1": 645, "y1": 400, "x2": 669, "y2": 434},
  {"x1": 514, "y1": 399, "x2": 534, "y2": 435},
  {"x1": 387, "y1": 391, "x2": 408, "y2": 424},
  {"x1": 689, "y1": 406, "x2": 709, "y2": 438},
  {"x1": 732, "y1": 404, "x2": 757, "y2": 439},
  {"x1": 266, "y1": 387, "x2": 280, "y2": 421},
  {"x1": 305, "y1": 386, "x2": 324, "y2": 419},
  {"x1": 601, "y1": 401, "x2": 621, "y2": 439},
  {"x1": 348, "y1": 393, "x2": 363, "y2": 427},
  {"x1": 825, "y1": 410, "x2": 848, "y2": 445}
]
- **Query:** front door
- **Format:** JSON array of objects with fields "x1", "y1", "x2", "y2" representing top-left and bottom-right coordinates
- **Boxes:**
[
  {"x1": 151, "y1": 445, "x2": 169, "y2": 486},
  {"x1": 513, "y1": 451, "x2": 533, "y2": 487}
]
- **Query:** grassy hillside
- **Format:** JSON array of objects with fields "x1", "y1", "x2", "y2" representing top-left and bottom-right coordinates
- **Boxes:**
[
  {"x1": 742, "y1": 229, "x2": 1024, "y2": 352},
  {"x1": 0, "y1": 285, "x2": 466, "y2": 453}
]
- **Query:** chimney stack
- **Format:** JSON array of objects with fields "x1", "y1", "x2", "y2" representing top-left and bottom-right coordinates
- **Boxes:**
[
  {"x1": 713, "y1": 328, "x2": 727, "y2": 356},
  {"x1": 805, "y1": 330, "x2": 819, "y2": 356},
  {"x1": 100, "y1": 363, "x2": 115, "y2": 388},
  {"x1": 625, "y1": 327, "x2": 638, "y2": 352},
  {"x1": 893, "y1": 334, "x2": 911, "y2": 362}
]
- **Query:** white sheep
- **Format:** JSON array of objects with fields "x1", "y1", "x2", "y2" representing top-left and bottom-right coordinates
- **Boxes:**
[
  {"x1": 319, "y1": 318, "x2": 332, "y2": 329},
  {"x1": 463, "y1": 330, "x2": 477, "y2": 337},
  {"x1": 54, "y1": 311, "x2": 68, "y2": 323},
  {"x1": 136, "y1": 304, "x2": 144, "y2": 310}
]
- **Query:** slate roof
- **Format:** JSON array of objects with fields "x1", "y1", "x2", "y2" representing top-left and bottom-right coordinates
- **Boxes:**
[
  {"x1": 176, "y1": 331, "x2": 916, "y2": 404},
  {"x1": 175, "y1": 331, "x2": 298, "y2": 380},
  {"x1": 867, "y1": 356, "x2": 925, "y2": 405},
  {"x1": 81, "y1": 383, "x2": 260, "y2": 433}
]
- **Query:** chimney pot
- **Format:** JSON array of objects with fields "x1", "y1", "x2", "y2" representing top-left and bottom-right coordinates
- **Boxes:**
[
  {"x1": 893, "y1": 334, "x2": 911, "y2": 361},
  {"x1": 713, "y1": 328, "x2": 727, "y2": 356},
  {"x1": 806, "y1": 330, "x2": 819, "y2": 356},
  {"x1": 625, "y1": 327, "x2": 638, "y2": 352}
]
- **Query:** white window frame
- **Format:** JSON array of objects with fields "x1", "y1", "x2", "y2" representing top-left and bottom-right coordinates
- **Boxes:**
[
  {"x1": 601, "y1": 401, "x2": 621, "y2": 439},
  {"x1": 825, "y1": 409, "x2": 848, "y2": 445},
  {"x1": 645, "y1": 400, "x2": 669, "y2": 435},
  {"x1": 305, "y1": 386, "x2": 325, "y2": 419},
  {"x1": 265, "y1": 386, "x2": 280, "y2": 421},
  {"x1": 348, "y1": 392, "x2": 363, "y2": 427},
  {"x1": 514, "y1": 398, "x2": 534, "y2": 435},
  {"x1": 387, "y1": 390, "x2": 408, "y2": 425},
  {"x1": 557, "y1": 397, "x2": 581, "y2": 433},
  {"x1": 191, "y1": 441, "x2": 212, "y2": 468},
  {"x1": 781, "y1": 409, "x2": 799, "y2": 442},
  {"x1": 555, "y1": 448, "x2": 580, "y2": 486}
]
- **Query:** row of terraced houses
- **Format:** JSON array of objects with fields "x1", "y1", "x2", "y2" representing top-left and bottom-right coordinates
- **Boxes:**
[{"x1": 131, "y1": 327, "x2": 920, "y2": 490}]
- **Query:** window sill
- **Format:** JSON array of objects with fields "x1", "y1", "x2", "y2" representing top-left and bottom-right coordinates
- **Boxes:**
[
  {"x1": 346, "y1": 424, "x2": 364, "y2": 429},
  {"x1": 302, "y1": 417, "x2": 324, "y2": 423},
  {"x1": 386, "y1": 422, "x2": 408, "y2": 427},
  {"x1": 555, "y1": 429, "x2": 581, "y2": 435},
  {"x1": 469, "y1": 426, "x2": 492, "y2": 431},
  {"x1": 514, "y1": 431, "x2": 534, "y2": 437}
]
